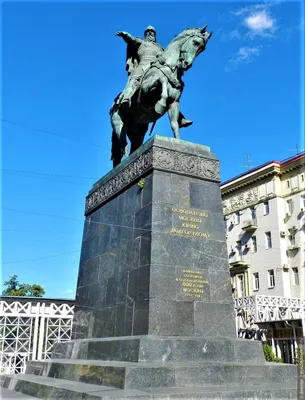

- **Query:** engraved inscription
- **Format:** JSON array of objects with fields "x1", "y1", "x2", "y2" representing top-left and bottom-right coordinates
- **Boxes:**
[
  {"x1": 176, "y1": 269, "x2": 209, "y2": 299},
  {"x1": 170, "y1": 207, "x2": 211, "y2": 238}
]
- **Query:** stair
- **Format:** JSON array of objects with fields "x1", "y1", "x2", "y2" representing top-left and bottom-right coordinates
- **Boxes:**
[
  {"x1": 1, "y1": 387, "x2": 38, "y2": 400},
  {"x1": 1, "y1": 373, "x2": 298, "y2": 399},
  {"x1": 0, "y1": 336, "x2": 299, "y2": 399}
]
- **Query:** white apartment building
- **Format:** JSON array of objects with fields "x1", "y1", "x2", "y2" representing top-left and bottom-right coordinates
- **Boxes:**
[
  {"x1": 221, "y1": 152, "x2": 305, "y2": 299},
  {"x1": 221, "y1": 152, "x2": 305, "y2": 363}
]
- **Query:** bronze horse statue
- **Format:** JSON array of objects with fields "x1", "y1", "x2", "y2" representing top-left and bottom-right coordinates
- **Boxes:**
[{"x1": 110, "y1": 26, "x2": 212, "y2": 167}]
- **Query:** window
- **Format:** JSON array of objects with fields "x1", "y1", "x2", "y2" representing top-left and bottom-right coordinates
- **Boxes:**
[
  {"x1": 301, "y1": 195, "x2": 305, "y2": 208},
  {"x1": 236, "y1": 211, "x2": 241, "y2": 224},
  {"x1": 301, "y1": 175, "x2": 304, "y2": 183},
  {"x1": 236, "y1": 275, "x2": 245, "y2": 297},
  {"x1": 264, "y1": 201, "x2": 270, "y2": 215},
  {"x1": 287, "y1": 200, "x2": 293, "y2": 215},
  {"x1": 251, "y1": 236, "x2": 257, "y2": 252},
  {"x1": 253, "y1": 272, "x2": 259, "y2": 291},
  {"x1": 265, "y1": 231, "x2": 272, "y2": 249},
  {"x1": 268, "y1": 269, "x2": 275, "y2": 288},
  {"x1": 286, "y1": 180, "x2": 290, "y2": 188},
  {"x1": 224, "y1": 217, "x2": 227, "y2": 230},
  {"x1": 292, "y1": 268, "x2": 299, "y2": 285},
  {"x1": 289, "y1": 234, "x2": 295, "y2": 246},
  {"x1": 250, "y1": 206, "x2": 256, "y2": 219}
]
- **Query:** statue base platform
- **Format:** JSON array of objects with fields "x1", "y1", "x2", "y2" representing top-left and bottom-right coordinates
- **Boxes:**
[{"x1": 1, "y1": 135, "x2": 298, "y2": 399}]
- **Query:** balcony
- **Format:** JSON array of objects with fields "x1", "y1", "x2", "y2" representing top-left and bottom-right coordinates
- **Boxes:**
[
  {"x1": 242, "y1": 218, "x2": 258, "y2": 232},
  {"x1": 229, "y1": 255, "x2": 249, "y2": 270},
  {"x1": 287, "y1": 244, "x2": 300, "y2": 252}
]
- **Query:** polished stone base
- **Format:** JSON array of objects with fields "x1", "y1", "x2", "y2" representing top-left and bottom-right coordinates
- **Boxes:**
[{"x1": 1, "y1": 136, "x2": 298, "y2": 399}]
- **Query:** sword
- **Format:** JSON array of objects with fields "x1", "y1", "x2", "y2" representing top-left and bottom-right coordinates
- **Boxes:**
[{"x1": 149, "y1": 120, "x2": 156, "y2": 136}]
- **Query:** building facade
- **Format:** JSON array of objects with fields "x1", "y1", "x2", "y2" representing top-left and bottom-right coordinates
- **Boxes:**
[
  {"x1": 221, "y1": 152, "x2": 305, "y2": 363},
  {"x1": 221, "y1": 152, "x2": 305, "y2": 300}
]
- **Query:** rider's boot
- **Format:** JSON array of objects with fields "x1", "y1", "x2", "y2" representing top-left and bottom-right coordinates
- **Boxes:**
[
  {"x1": 179, "y1": 118, "x2": 193, "y2": 128},
  {"x1": 119, "y1": 87, "x2": 134, "y2": 109},
  {"x1": 178, "y1": 112, "x2": 193, "y2": 128}
]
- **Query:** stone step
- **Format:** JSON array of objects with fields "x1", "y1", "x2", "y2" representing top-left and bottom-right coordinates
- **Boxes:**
[
  {"x1": 52, "y1": 335, "x2": 265, "y2": 363},
  {"x1": 25, "y1": 358, "x2": 298, "y2": 390},
  {"x1": 0, "y1": 387, "x2": 38, "y2": 399},
  {"x1": 1, "y1": 374, "x2": 298, "y2": 399}
]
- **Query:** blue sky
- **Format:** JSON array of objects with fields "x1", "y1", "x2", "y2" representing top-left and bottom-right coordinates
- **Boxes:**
[{"x1": 1, "y1": 1, "x2": 304, "y2": 298}]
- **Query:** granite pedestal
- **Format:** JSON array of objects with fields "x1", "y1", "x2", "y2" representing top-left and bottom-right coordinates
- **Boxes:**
[{"x1": 1, "y1": 136, "x2": 298, "y2": 399}]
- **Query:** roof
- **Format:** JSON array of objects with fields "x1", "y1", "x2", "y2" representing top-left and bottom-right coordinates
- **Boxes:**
[{"x1": 221, "y1": 151, "x2": 305, "y2": 188}]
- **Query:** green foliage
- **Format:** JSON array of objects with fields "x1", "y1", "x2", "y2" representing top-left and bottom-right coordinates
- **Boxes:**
[
  {"x1": 2, "y1": 275, "x2": 45, "y2": 297},
  {"x1": 294, "y1": 345, "x2": 305, "y2": 374},
  {"x1": 137, "y1": 178, "x2": 145, "y2": 189},
  {"x1": 262, "y1": 342, "x2": 282, "y2": 363}
]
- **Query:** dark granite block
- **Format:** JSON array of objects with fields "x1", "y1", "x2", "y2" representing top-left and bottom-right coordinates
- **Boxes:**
[
  {"x1": 134, "y1": 204, "x2": 152, "y2": 231},
  {"x1": 149, "y1": 298, "x2": 195, "y2": 336},
  {"x1": 91, "y1": 307, "x2": 117, "y2": 338},
  {"x1": 141, "y1": 173, "x2": 153, "y2": 207},
  {"x1": 151, "y1": 202, "x2": 173, "y2": 233},
  {"x1": 189, "y1": 180, "x2": 223, "y2": 214},
  {"x1": 170, "y1": 174, "x2": 190, "y2": 207},
  {"x1": 152, "y1": 170, "x2": 171, "y2": 203},
  {"x1": 209, "y1": 270, "x2": 232, "y2": 304},
  {"x1": 139, "y1": 232, "x2": 151, "y2": 267},
  {"x1": 125, "y1": 366, "x2": 175, "y2": 390},
  {"x1": 194, "y1": 303, "x2": 236, "y2": 338},
  {"x1": 133, "y1": 300, "x2": 149, "y2": 335}
]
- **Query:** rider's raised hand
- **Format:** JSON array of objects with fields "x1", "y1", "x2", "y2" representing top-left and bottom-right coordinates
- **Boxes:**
[{"x1": 115, "y1": 31, "x2": 126, "y2": 37}]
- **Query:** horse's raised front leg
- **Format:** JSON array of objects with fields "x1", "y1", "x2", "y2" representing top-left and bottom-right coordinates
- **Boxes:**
[
  {"x1": 155, "y1": 76, "x2": 168, "y2": 116},
  {"x1": 168, "y1": 101, "x2": 180, "y2": 139}
]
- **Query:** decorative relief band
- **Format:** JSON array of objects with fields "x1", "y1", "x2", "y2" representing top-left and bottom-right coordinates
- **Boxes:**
[
  {"x1": 222, "y1": 187, "x2": 259, "y2": 214},
  {"x1": 85, "y1": 146, "x2": 220, "y2": 215}
]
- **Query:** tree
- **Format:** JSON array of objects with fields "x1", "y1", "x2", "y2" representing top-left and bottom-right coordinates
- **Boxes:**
[{"x1": 2, "y1": 275, "x2": 45, "y2": 297}]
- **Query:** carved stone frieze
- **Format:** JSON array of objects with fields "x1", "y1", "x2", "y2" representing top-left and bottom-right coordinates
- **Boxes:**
[
  {"x1": 222, "y1": 187, "x2": 259, "y2": 214},
  {"x1": 85, "y1": 145, "x2": 220, "y2": 215}
]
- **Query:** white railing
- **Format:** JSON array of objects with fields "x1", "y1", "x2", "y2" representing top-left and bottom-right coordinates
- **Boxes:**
[
  {"x1": 0, "y1": 297, "x2": 74, "y2": 374},
  {"x1": 234, "y1": 295, "x2": 305, "y2": 323}
]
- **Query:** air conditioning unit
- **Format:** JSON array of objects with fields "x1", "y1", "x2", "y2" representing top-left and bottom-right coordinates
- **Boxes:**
[
  {"x1": 282, "y1": 264, "x2": 289, "y2": 270},
  {"x1": 280, "y1": 231, "x2": 286, "y2": 237},
  {"x1": 289, "y1": 226, "x2": 298, "y2": 232}
]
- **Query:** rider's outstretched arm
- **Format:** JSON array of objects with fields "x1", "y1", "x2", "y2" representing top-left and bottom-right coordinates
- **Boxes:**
[{"x1": 115, "y1": 31, "x2": 142, "y2": 45}]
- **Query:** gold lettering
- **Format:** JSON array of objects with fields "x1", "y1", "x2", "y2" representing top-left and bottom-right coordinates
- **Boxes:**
[
  {"x1": 181, "y1": 223, "x2": 200, "y2": 230},
  {"x1": 170, "y1": 228, "x2": 211, "y2": 238},
  {"x1": 172, "y1": 207, "x2": 208, "y2": 218},
  {"x1": 176, "y1": 268, "x2": 209, "y2": 299},
  {"x1": 179, "y1": 216, "x2": 202, "y2": 223}
]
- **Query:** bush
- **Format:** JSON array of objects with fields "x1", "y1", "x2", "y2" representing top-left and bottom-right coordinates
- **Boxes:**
[
  {"x1": 262, "y1": 342, "x2": 282, "y2": 363},
  {"x1": 294, "y1": 346, "x2": 305, "y2": 374}
]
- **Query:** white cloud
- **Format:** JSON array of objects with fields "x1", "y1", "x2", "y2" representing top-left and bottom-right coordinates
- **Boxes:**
[
  {"x1": 226, "y1": 46, "x2": 262, "y2": 71},
  {"x1": 244, "y1": 11, "x2": 276, "y2": 37},
  {"x1": 226, "y1": 3, "x2": 277, "y2": 40}
]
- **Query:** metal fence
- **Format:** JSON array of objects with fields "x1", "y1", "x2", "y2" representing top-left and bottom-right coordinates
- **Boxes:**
[{"x1": 0, "y1": 296, "x2": 74, "y2": 374}]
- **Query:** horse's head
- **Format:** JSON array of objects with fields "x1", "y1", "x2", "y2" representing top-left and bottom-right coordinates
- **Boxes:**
[{"x1": 178, "y1": 26, "x2": 212, "y2": 71}]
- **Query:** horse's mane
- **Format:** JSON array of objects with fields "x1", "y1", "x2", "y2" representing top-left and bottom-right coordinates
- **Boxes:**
[{"x1": 167, "y1": 28, "x2": 203, "y2": 47}]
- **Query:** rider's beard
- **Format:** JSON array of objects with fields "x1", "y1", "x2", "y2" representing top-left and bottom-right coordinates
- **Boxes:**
[{"x1": 145, "y1": 33, "x2": 156, "y2": 42}]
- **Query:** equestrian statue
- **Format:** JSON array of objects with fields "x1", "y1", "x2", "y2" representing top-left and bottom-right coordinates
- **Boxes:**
[{"x1": 110, "y1": 25, "x2": 212, "y2": 167}]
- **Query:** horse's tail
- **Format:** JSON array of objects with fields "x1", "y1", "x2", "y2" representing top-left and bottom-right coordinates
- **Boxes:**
[{"x1": 111, "y1": 130, "x2": 123, "y2": 167}]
